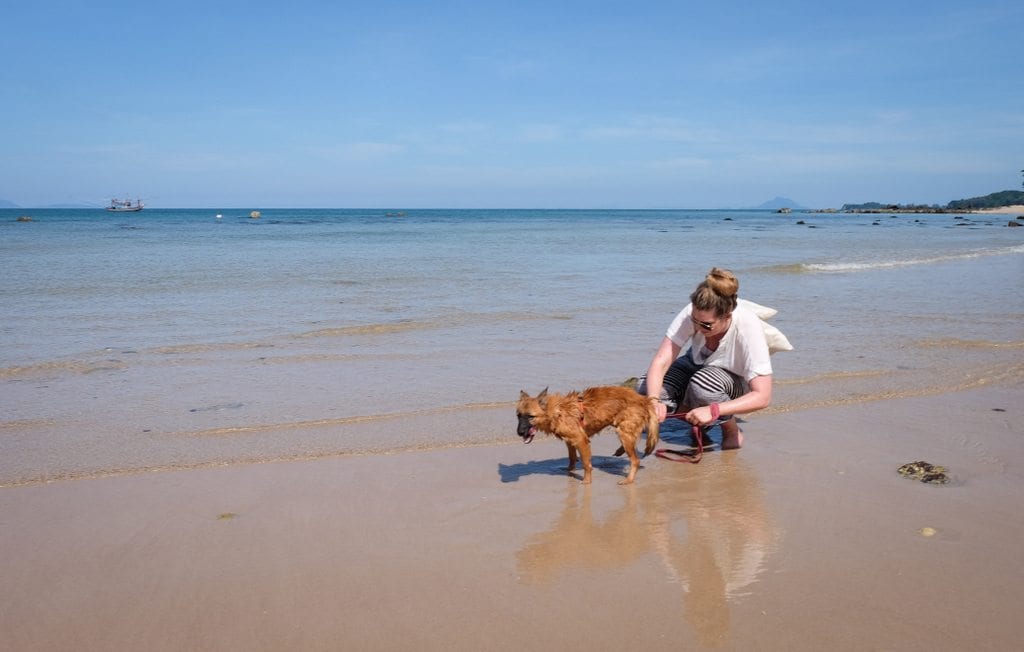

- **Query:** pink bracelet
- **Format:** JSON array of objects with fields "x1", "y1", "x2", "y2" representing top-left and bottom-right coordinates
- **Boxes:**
[{"x1": 710, "y1": 403, "x2": 721, "y2": 420}]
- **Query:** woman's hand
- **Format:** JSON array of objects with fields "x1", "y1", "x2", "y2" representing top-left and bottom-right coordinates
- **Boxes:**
[
  {"x1": 645, "y1": 337, "x2": 682, "y2": 424},
  {"x1": 652, "y1": 400, "x2": 668, "y2": 423},
  {"x1": 685, "y1": 376, "x2": 772, "y2": 426},
  {"x1": 685, "y1": 405, "x2": 717, "y2": 426}
]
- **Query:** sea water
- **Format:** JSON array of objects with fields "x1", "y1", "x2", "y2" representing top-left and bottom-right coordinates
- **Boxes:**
[{"x1": 2, "y1": 208, "x2": 1022, "y2": 484}]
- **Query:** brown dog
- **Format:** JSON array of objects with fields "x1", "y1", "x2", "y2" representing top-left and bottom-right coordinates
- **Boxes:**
[{"x1": 516, "y1": 386, "x2": 660, "y2": 485}]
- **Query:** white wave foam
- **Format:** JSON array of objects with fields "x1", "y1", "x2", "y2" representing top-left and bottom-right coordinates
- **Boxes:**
[{"x1": 802, "y1": 244, "x2": 1024, "y2": 273}]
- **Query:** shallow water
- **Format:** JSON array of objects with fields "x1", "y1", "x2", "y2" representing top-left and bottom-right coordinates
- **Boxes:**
[{"x1": 2, "y1": 208, "x2": 1022, "y2": 484}]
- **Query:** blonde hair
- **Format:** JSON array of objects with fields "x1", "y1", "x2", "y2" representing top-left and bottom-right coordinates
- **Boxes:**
[{"x1": 689, "y1": 267, "x2": 738, "y2": 316}]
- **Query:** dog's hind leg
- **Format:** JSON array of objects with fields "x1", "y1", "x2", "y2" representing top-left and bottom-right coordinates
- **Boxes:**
[
  {"x1": 643, "y1": 409, "x2": 660, "y2": 457},
  {"x1": 617, "y1": 429, "x2": 641, "y2": 485}
]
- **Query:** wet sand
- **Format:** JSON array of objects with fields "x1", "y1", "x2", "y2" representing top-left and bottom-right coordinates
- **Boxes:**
[{"x1": 2, "y1": 383, "x2": 1022, "y2": 651}]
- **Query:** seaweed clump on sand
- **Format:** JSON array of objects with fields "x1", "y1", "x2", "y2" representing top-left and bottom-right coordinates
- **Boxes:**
[{"x1": 897, "y1": 461, "x2": 949, "y2": 484}]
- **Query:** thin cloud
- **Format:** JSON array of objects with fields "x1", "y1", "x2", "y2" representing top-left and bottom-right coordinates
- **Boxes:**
[
  {"x1": 581, "y1": 117, "x2": 719, "y2": 143},
  {"x1": 463, "y1": 53, "x2": 544, "y2": 78},
  {"x1": 645, "y1": 156, "x2": 713, "y2": 170},
  {"x1": 339, "y1": 142, "x2": 406, "y2": 160},
  {"x1": 516, "y1": 124, "x2": 562, "y2": 143}
]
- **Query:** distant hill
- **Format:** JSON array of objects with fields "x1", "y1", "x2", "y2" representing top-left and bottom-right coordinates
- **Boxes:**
[
  {"x1": 946, "y1": 190, "x2": 1024, "y2": 210},
  {"x1": 841, "y1": 201, "x2": 907, "y2": 211},
  {"x1": 844, "y1": 190, "x2": 1024, "y2": 212},
  {"x1": 0, "y1": 198, "x2": 19, "y2": 208},
  {"x1": 753, "y1": 196, "x2": 805, "y2": 210}
]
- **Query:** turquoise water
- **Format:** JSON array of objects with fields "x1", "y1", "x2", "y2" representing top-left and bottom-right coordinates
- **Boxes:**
[{"x1": 2, "y1": 208, "x2": 1022, "y2": 484}]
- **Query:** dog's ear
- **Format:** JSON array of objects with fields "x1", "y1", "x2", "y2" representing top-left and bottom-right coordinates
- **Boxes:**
[
  {"x1": 519, "y1": 390, "x2": 529, "y2": 400},
  {"x1": 538, "y1": 387, "x2": 548, "y2": 399}
]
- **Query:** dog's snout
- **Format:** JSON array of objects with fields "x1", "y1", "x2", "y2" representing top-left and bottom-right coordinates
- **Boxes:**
[{"x1": 516, "y1": 414, "x2": 533, "y2": 437}]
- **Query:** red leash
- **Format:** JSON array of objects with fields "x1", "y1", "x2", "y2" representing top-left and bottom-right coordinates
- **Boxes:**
[{"x1": 654, "y1": 403, "x2": 720, "y2": 464}]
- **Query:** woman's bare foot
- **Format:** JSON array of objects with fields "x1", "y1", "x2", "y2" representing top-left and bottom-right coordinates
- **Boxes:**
[{"x1": 720, "y1": 418, "x2": 744, "y2": 449}]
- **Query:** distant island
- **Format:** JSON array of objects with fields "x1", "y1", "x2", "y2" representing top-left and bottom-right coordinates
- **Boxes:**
[
  {"x1": 843, "y1": 190, "x2": 1024, "y2": 213},
  {"x1": 754, "y1": 196, "x2": 806, "y2": 210}
]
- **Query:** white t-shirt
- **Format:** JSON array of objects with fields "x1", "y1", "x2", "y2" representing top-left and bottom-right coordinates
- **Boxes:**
[{"x1": 665, "y1": 302, "x2": 773, "y2": 383}]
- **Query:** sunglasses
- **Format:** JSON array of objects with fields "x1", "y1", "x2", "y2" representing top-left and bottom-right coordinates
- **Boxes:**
[{"x1": 691, "y1": 316, "x2": 716, "y2": 331}]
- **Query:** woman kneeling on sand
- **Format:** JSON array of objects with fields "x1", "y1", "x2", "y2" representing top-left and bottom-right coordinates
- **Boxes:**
[{"x1": 638, "y1": 267, "x2": 772, "y2": 449}]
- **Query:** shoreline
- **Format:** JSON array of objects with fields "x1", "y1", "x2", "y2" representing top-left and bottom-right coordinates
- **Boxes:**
[
  {"x1": 2, "y1": 381, "x2": 1022, "y2": 650},
  {"x1": 806, "y1": 204, "x2": 1024, "y2": 215},
  {"x1": 5, "y1": 204, "x2": 1024, "y2": 215},
  {"x1": 968, "y1": 203, "x2": 1024, "y2": 214},
  {"x1": 5, "y1": 356, "x2": 1022, "y2": 489}
]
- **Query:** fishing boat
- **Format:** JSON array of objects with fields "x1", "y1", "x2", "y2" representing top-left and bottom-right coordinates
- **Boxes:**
[{"x1": 106, "y1": 198, "x2": 145, "y2": 212}]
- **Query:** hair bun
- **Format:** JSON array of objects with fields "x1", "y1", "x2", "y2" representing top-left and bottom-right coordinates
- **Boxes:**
[{"x1": 706, "y1": 267, "x2": 739, "y2": 298}]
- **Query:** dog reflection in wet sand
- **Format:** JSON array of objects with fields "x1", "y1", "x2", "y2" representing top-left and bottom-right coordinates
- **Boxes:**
[{"x1": 516, "y1": 386, "x2": 660, "y2": 485}]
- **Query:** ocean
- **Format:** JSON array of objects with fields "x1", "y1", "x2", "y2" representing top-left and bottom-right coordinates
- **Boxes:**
[{"x1": 2, "y1": 208, "x2": 1022, "y2": 485}]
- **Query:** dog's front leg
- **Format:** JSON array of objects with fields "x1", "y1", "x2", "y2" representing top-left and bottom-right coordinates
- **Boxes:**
[
  {"x1": 577, "y1": 440, "x2": 593, "y2": 484},
  {"x1": 565, "y1": 441, "x2": 578, "y2": 472}
]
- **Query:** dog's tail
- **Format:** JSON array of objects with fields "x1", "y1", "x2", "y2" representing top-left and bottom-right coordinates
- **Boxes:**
[{"x1": 643, "y1": 403, "x2": 660, "y2": 456}]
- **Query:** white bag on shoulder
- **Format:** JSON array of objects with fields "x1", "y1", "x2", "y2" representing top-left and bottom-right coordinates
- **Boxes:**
[{"x1": 738, "y1": 299, "x2": 793, "y2": 354}]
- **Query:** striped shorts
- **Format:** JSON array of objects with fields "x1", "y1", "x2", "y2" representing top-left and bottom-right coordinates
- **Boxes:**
[{"x1": 636, "y1": 349, "x2": 744, "y2": 415}]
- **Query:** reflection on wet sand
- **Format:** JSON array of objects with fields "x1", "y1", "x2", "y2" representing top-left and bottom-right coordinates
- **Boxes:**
[{"x1": 516, "y1": 454, "x2": 778, "y2": 646}]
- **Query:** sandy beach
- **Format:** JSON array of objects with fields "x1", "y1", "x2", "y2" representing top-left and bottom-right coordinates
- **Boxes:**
[
  {"x1": 970, "y1": 204, "x2": 1024, "y2": 215},
  {"x1": 2, "y1": 380, "x2": 1022, "y2": 651},
  {"x1": 3, "y1": 207, "x2": 1023, "y2": 650}
]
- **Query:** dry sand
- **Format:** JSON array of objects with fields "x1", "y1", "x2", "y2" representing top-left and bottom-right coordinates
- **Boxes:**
[
  {"x1": 969, "y1": 204, "x2": 1024, "y2": 215},
  {"x1": 2, "y1": 382, "x2": 1023, "y2": 651}
]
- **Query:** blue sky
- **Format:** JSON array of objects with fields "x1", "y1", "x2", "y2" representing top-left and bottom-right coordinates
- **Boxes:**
[{"x1": 2, "y1": 0, "x2": 1021, "y2": 208}]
